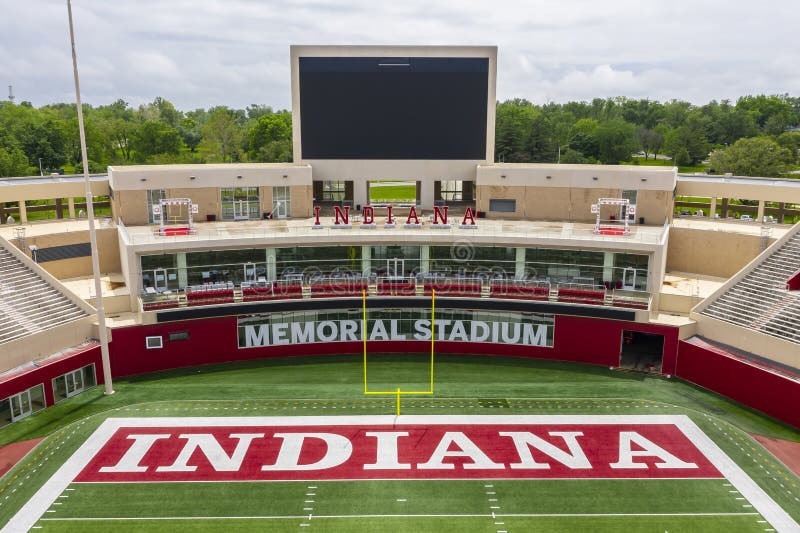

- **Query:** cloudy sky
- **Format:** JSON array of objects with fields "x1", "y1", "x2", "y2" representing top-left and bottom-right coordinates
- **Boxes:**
[{"x1": 2, "y1": 0, "x2": 798, "y2": 111}]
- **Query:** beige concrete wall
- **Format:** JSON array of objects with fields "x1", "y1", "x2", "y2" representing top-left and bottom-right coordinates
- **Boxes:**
[
  {"x1": 637, "y1": 190, "x2": 672, "y2": 225},
  {"x1": 108, "y1": 163, "x2": 311, "y2": 191},
  {"x1": 570, "y1": 188, "x2": 618, "y2": 223},
  {"x1": 524, "y1": 187, "x2": 573, "y2": 220},
  {"x1": 0, "y1": 177, "x2": 109, "y2": 203},
  {"x1": 114, "y1": 190, "x2": 149, "y2": 226},
  {"x1": 260, "y1": 186, "x2": 274, "y2": 216},
  {"x1": 693, "y1": 314, "x2": 800, "y2": 370},
  {"x1": 291, "y1": 185, "x2": 313, "y2": 218},
  {"x1": 477, "y1": 185, "x2": 644, "y2": 222},
  {"x1": 17, "y1": 227, "x2": 120, "y2": 278},
  {"x1": 666, "y1": 227, "x2": 773, "y2": 278},
  {"x1": 0, "y1": 317, "x2": 96, "y2": 373},
  {"x1": 170, "y1": 187, "x2": 218, "y2": 222}
]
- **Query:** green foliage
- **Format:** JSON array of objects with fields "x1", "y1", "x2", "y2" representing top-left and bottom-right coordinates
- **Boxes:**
[
  {"x1": 594, "y1": 119, "x2": 638, "y2": 164},
  {"x1": 200, "y1": 107, "x2": 243, "y2": 162},
  {"x1": 246, "y1": 111, "x2": 292, "y2": 162},
  {"x1": 0, "y1": 92, "x2": 798, "y2": 176},
  {"x1": 131, "y1": 121, "x2": 182, "y2": 161},
  {"x1": 0, "y1": 146, "x2": 32, "y2": 177},
  {"x1": 709, "y1": 137, "x2": 794, "y2": 177}
]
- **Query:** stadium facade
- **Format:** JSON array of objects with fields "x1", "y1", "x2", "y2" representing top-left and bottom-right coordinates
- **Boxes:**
[{"x1": 0, "y1": 46, "x2": 798, "y2": 428}]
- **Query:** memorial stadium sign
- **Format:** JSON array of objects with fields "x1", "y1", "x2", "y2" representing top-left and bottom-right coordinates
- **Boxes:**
[{"x1": 238, "y1": 315, "x2": 553, "y2": 349}]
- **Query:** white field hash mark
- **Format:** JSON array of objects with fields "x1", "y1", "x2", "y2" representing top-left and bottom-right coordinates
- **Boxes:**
[{"x1": 3, "y1": 415, "x2": 799, "y2": 533}]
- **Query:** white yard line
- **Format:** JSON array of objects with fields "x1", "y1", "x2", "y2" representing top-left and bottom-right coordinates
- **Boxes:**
[
  {"x1": 5, "y1": 415, "x2": 799, "y2": 533},
  {"x1": 39, "y1": 512, "x2": 762, "y2": 521},
  {"x1": 675, "y1": 417, "x2": 799, "y2": 533}
]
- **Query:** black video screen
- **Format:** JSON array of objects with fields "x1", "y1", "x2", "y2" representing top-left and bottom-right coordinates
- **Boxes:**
[{"x1": 299, "y1": 57, "x2": 489, "y2": 160}]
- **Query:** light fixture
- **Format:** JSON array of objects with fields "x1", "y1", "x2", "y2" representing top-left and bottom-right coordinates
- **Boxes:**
[
  {"x1": 282, "y1": 174, "x2": 288, "y2": 179},
  {"x1": 640, "y1": 177, "x2": 647, "y2": 182},
  {"x1": 189, "y1": 176, "x2": 196, "y2": 180},
  {"x1": 139, "y1": 178, "x2": 147, "y2": 182},
  {"x1": 500, "y1": 174, "x2": 507, "y2": 179},
  {"x1": 236, "y1": 175, "x2": 243, "y2": 180},
  {"x1": 592, "y1": 176, "x2": 598, "y2": 181},
  {"x1": 546, "y1": 175, "x2": 552, "y2": 180}
]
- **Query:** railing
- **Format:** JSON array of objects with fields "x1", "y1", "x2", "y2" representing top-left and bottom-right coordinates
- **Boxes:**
[
  {"x1": 140, "y1": 276, "x2": 650, "y2": 312},
  {"x1": 124, "y1": 221, "x2": 666, "y2": 246}
]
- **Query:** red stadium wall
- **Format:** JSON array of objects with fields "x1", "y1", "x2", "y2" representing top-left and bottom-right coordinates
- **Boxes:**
[
  {"x1": 675, "y1": 341, "x2": 800, "y2": 428},
  {"x1": 106, "y1": 314, "x2": 680, "y2": 378},
  {"x1": 0, "y1": 345, "x2": 103, "y2": 408}
]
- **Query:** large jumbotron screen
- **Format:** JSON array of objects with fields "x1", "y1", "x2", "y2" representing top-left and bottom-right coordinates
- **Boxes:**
[{"x1": 298, "y1": 56, "x2": 489, "y2": 159}]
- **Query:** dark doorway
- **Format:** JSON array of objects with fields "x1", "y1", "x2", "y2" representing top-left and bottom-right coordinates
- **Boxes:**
[{"x1": 619, "y1": 331, "x2": 664, "y2": 373}]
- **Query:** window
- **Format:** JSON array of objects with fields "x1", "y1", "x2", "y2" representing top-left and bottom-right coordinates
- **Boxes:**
[
  {"x1": 489, "y1": 199, "x2": 516, "y2": 213},
  {"x1": 147, "y1": 189, "x2": 166, "y2": 224},
  {"x1": 272, "y1": 186, "x2": 291, "y2": 218},
  {"x1": 221, "y1": 187, "x2": 260, "y2": 221},
  {"x1": 169, "y1": 331, "x2": 190, "y2": 342},
  {"x1": 440, "y1": 180, "x2": 463, "y2": 202},
  {"x1": 322, "y1": 181, "x2": 346, "y2": 202},
  {"x1": 146, "y1": 336, "x2": 163, "y2": 349},
  {"x1": 53, "y1": 364, "x2": 96, "y2": 403},
  {"x1": 0, "y1": 384, "x2": 46, "y2": 426}
]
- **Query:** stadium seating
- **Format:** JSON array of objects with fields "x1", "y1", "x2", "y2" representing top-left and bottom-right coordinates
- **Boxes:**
[
  {"x1": 701, "y1": 228, "x2": 800, "y2": 344},
  {"x1": 0, "y1": 245, "x2": 89, "y2": 344}
]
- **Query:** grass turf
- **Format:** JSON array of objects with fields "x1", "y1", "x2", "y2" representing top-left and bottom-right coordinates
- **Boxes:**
[{"x1": 0, "y1": 354, "x2": 798, "y2": 531}]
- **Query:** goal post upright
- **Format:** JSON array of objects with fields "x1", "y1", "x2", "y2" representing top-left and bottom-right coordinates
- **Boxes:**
[{"x1": 362, "y1": 289, "x2": 436, "y2": 414}]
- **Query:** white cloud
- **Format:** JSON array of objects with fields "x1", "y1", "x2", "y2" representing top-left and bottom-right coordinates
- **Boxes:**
[{"x1": 1, "y1": 0, "x2": 798, "y2": 110}]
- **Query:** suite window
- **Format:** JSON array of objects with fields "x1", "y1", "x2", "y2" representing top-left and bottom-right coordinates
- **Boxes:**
[
  {"x1": 440, "y1": 180, "x2": 463, "y2": 202},
  {"x1": 221, "y1": 187, "x2": 260, "y2": 221},
  {"x1": 53, "y1": 364, "x2": 96, "y2": 403},
  {"x1": 322, "y1": 180, "x2": 346, "y2": 202},
  {"x1": 147, "y1": 189, "x2": 166, "y2": 224}
]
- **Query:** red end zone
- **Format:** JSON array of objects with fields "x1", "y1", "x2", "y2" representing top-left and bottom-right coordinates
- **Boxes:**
[{"x1": 76, "y1": 420, "x2": 721, "y2": 482}]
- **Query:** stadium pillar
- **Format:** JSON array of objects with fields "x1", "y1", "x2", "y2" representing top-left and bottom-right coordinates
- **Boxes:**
[
  {"x1": 709, "y1": 196, "x2": 717, "y2": 219},
  {"x1": 361, "y1": 245, "x2": 371, "y2": 278},
  {"x1": 176, "y1": 253, "x2": 188, "y2": 288},
  {"x1": 420, "y1": 180, "x2": 434, "y2": 210},
  {"x1": 266, "y1": 248, "x2": 276, "y2": 281},
  {"x1": 420, "y1": 245, "x2": 430, "y2": 275},
  {"x1": 603, "y1": 252, "x2": 614, "y2": 283},
  {"x1": 515, "y1": 247, "x2": 525, "y2": 280},
  {"x1": 354, "y1": 180, "x2": 368, "y2": 211},
  {"x1": 67, "y1": 197, "x2": 76, "y2": 219},
  {"x1": 757, "y1": 200, "x2": 765, "y2": 222},
  {"x1": 18, "y1": 200, "x2": 27, "y2": 224}
]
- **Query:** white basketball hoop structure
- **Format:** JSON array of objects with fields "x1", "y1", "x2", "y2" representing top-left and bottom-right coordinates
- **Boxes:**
[
  {"x1": 592, "y1": 198, "x2": 635, "y2": 236},
  {"x1": 153, "y1": 198, "x2": 197, "y2": 236}
]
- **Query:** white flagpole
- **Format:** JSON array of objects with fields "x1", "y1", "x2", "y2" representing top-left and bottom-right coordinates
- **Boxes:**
[{"x1": 67, "y1": 0, "x2": 114, "y2": 395}]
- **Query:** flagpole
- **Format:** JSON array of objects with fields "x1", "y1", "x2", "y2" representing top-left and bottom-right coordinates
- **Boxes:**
[{"x1": 67, "y1": 0, "x2": 114, "y2": 395}]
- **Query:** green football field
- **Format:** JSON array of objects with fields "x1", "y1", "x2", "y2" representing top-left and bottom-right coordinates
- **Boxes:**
[{"x1": 1, "y1": 354, "x2": 798, "y2": 532}]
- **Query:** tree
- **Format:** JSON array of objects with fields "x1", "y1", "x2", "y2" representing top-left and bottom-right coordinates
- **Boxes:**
[
  {"x1": 495, "y1": 99, "x2": 535, "y2": 162},
  {"x1": 247, "y1": 112, "x2": 292, "y2": 162},
  {"x1": 594, "y1": 119, "x2": 637, "y2": 164},
  {"x1": 568, "y1": 118, "x2": 600, "y2": 159},
  {"x1": 131, "y1": 121, "x2": 182, "y2": 161},
  {"x1": 663, "y1": 116, "x2": 710, "y2": 165},
  {"x1": 200, "y1": 108, "x2": 242, "y2": 162},
  {"x1": 776, "y1": 132, "x2": 800, "y2": 162},
  {"x1": 0, "y1": 146, "x2": 31, "y2": 177},
  {"x1": 708, "y1": 137, "x2": 793, "y2": 177},
  {"x1": 636, "y1": 128, "x2": 664, "y2": 160}
]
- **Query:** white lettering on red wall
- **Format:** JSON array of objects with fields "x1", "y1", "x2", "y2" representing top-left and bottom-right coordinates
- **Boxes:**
[{"x1": 77, "y1": 422, "x2": 719, "y2": 482}]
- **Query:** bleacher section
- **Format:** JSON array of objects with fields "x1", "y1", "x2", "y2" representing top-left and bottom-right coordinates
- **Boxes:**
[
  {"x1": 700, "y1": 224, "x2": 800, "y2": 344},
  {"x1": 0, "y1": 244, "x2": 90, "y2": 344}
]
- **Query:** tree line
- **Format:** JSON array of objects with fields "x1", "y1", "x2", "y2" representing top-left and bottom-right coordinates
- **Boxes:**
[{"x1": 0, "y1": 94, "x2": 798, "y2": 178}]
